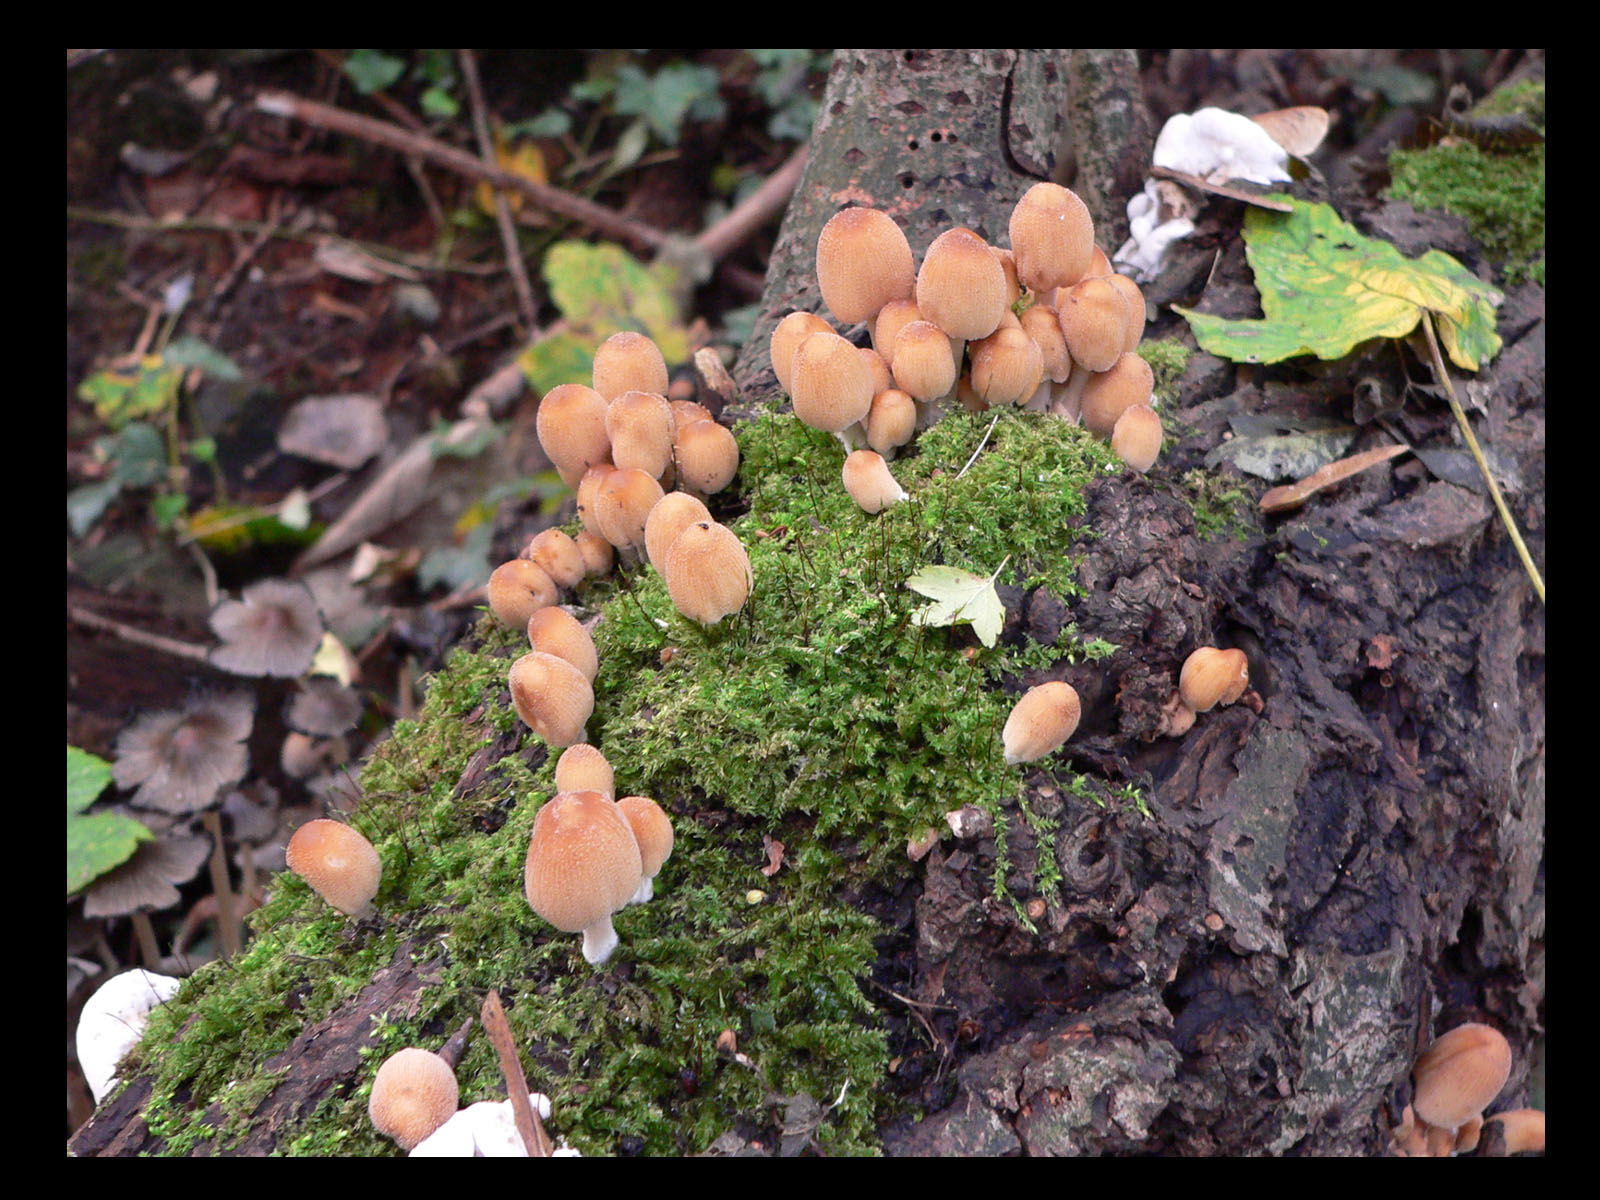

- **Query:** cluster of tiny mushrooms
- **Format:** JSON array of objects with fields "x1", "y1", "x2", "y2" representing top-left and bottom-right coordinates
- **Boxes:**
[
  {"x1": 1390, "y1": 1022, "x2": 1545, "y2": 1156},
  {"x1": 277, "y1": 183, "x2": 1286, "y2": 1152}
]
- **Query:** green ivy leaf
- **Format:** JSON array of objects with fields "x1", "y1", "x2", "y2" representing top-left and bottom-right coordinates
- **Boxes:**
[
  {"x1": 1174, "y1": 198, "x2": 1502, "y2": 371},
  {"x1": 67, "y1": 747, "x2": 151, "y2": 896},
  {"x1": 905, "y1": 558, "x2": 1009, "y2": 648}
]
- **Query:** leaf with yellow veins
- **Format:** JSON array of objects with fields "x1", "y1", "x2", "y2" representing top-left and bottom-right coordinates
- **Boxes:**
[
  {"x1": 1175, "y1": 198, "x2": 1502, "y2": 370},
  {"x1": 905, "y1": 556, "x2": 1009, "y2": 648}
]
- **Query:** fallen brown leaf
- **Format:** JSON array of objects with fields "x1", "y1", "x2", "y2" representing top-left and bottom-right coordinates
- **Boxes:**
[
  {"x1": 1250, "y1": 106, "x2": 1332, "y2": 158},
  {"x1": 1259, "y1": 442, "x2": 1410, "y2": 513}
]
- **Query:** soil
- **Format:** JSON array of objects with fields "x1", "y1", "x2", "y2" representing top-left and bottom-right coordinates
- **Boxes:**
[{"x1": 67, "y1": 49, "x2": 1544, "y2": 1155}]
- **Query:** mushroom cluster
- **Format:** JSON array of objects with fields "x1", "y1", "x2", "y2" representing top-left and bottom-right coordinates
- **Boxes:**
[
  {"x1": 1158, "y1": 645, "x2": 1252, "y2": 737},
  {"x1": 523, "y1": 745, "x2": 674, "y2": 965},
  {"x1": 1390, "y1": 1022, "x2": 1519, "y2": 1156},
  {"x1": 771, "y1": 184, "x2": 1165, "y2": 516}
]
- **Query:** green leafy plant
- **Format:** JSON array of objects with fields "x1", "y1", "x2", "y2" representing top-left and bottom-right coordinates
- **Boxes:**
[
  {"x1": 1174, "y1": 198, "x2": 1502, "y2": 371},
  {"x1": 67, "y1": 746, "x2": 151, "y2": 896},
  {"x1": 518, "y1": 241, "x2": 690, "y2": 393}
]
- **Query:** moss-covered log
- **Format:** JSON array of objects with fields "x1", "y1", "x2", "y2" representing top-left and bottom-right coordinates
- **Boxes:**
[{"x1": 70, "y1": 49, "x2": 1544, "y2": 1158}]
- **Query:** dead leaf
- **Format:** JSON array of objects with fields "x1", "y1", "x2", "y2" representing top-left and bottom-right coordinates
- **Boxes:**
[
  {"x1": 312, "y1": 238, "x2": 420, "y2": 284},
  {"x1": 1250, "y1": 106, "x2": 1331, "y2": 157},
  {"x1": 1258, "y1": 443, "x2": 1410, "y2": 513},
  {"x1": 1149, "y1": 165, "x2": 1295, "y2": 211},
  {"x1": 760, "y1": 835, "x2": 784, "y2": 877}
]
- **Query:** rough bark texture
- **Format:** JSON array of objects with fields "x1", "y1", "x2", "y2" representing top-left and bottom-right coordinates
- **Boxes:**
[{"x1": 1065, "y1": 49, "x2": 1154, "y2": 249}]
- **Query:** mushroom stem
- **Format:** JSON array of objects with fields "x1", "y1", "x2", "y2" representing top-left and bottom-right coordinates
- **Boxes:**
[
  {"x1": 201, "y1": 810, "x2": 241, "y2": 959},
  {"x1": 131, "y1": 911, "x2": 162, "y2": 968},
  {"x1": 580, "y1": 915, "x2": 620, "y2": 965},
  {"x1": 630, "y1": 876, "x2": 655, "y2": 906}
]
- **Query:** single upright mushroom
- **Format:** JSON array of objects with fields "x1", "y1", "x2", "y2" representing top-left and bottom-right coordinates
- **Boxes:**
[
  {"x1": 535, "y1": 383, "x2": 612, "y2": 487},
  {"x1": 369, "y1": 1046, "x2": 460, "y2": 1151},
  {"x1": 1412, "y1": 1022, "x2": 1513, "y2": 1135},
  {"x1": 1008, "y1": 181, "x2": 1096, "y2": 294},
  {"x1": 842, "y1": 450, "x2": 908, "y2": 514},
  {"x1": 521, "y1": 528, "x2": 586, "y2": 591},
  {"x1": 1002, "y1": 681, "x2": 1082, "y2": 765},
  {"x1": 553, "y1": 743, "x2": 614, "y2": 799},
  {"x1": 591, "y1": 331, "x2": 669, "y2": 402},
  {"x1": 663, "y1": 520, "x2": 753, "y2": 625},
  {"x1": 1178, "y1": 647, "x2": 1249, "y2": 714},
  {"x1": 644, "y1": 491, "x2": 712, "y2": 575},
  {"x1": 209, "y1": 578, "x2": 324, "y2": 678},
  {"x1": 508, "y1": 651, "x2": 594, "y2": 748},
  {"x1": 916, "y1": 227, "x2": 1009, "y2": 341},
  {"x1": 524, "y1": 790, "x2": 643, "y2": 964},
  {"x1": 815, "y1": 206, "x2": 916, "y2": 326},
  {"x1": 790, "y1": 329, "x2": 876, "y2": 434},
  {"x1": 285, "y1": 818, "x2": 382, "y2": 917},
  {"x1": 526, "y1": 606, "x2": 599, "y2": 684},
  {"x1": 487, "y1": 559, "x2": 558, "y2": 629}
]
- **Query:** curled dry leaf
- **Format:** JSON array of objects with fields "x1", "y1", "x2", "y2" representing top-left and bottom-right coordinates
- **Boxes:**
[
  {"x1": 760, "y1": 834, "x2": 785, "y2": 878},
  {"x1": 1250, "y1": 106, "x2": 1332, "y2": 158},
  {"x1": 1259, "y1": 443, "x2": 1410, "y2": 514}
]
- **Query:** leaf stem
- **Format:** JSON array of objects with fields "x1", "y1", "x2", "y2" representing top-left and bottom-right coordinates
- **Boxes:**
[{"x1": 1418, "y1": 310, "x2": 1544, "y2": 604}]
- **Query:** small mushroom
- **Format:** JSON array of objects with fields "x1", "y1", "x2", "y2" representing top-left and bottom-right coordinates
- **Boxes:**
[
  {"x1": 486, "y1": 559, "x2": 558, "y2": 629},
  {"x1": 616, "y1": 794, "x2": 674, "y2": 904},
  {"x1": 1008, "y1": 182, "x2": 1096, "y2": 294},
  {"x1": 916, "y1": 227, "x2": 1009, "y2": 341},
  {"x1": 553, "y1": 743, "x2": 614, "y2": 799},
  {"x1": 1002, "y1": 681, "x2": 1082, "y2": 765},
  {"x1": 1412, "y1": 1022, "x2": 1513, "y2": 1133},
  {"x1": 1110, "y1": 404, "x2": 1163, "y2": 473},
  {"x1": 673, "y1": 418, "x2": 740, "y2": 495},
  {"x1": 508, "y1": 650, "x2": 594, "y2": 748},
  {"x1": 841, "y1": 450, "x2": 908, "y2": 514},
  {"x1": 644, "y1": 491, "x2": 713, "y2": 575},
  {"x1": 591, "y1": 331, "x2": 668, "y2": 402},
  {"x1": 523, "y1": 790, "x2": 643, "y2": 965},
  {"x1": 815, "y1": 206, "x2": 916, "y2": 326},
  {"x1": 369, "y1": 1046, "x2": 460, "y2": 1152},
  {"x1": 521, "y1": 528, "x2": 586, "y2": 591},
  {"x1": 525, "y1": 606, "x2": 599, "y2": 684},
  {"x1": 536, "y1": 383, "x2": 611, "y2": 487},
  {"x1": 790, "y1": 329, "x2": 876, "y2": 434},
  {"x1": 1178, "y1": 647, "x2": 1249, "y2": 713},
  {"x1": 209, "y1": 579, "x2": 324, "y2": 678},
  {"x1": 285, "y1": 818, "x2": 382, "y2": 917},
  {"x1": 113, "y1": 692, "x2": 254, "y2": 814},
  {"x1": 662, "y1": 521, "x2": 753, "y2": 625},
  {"x1": 769, "y1": 311, "x2": 834, "y2": 396}
]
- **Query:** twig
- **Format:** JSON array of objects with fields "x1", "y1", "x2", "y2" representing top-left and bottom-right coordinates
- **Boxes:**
[
  {"x1": 435, "y1": 1016, "x2": 476, "y2": 1071},
  {"x1": 480, "y1": 989, "x2": 553, "y2": 1157},
  {"x1": 955, "y1": 412, "x2": 1001, "y2": 480},
  {"x1": 1417, "y1": 310, "x2": 1544, "y2": 604},
  {"x1": 256, "y1": 90, "x2": 674, "y2": 254},
  {"x1": 696, "y1": 144, "x2": 808, "y2": 262},
  {"x1": 457, "y1": 49, "x2": 537, "y2": 332},
  {"x1": 68, "y1": 604, "x2": 213, "y2": 664}
]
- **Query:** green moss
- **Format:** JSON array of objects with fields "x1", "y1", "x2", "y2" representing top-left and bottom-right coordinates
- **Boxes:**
[
  {"x1": 123, "y1": 405, "x2": 1121, "y2": 1157},
  {"x1": 1176, "y1": 467, "x2": 1259, "y2": 544},
  {"x1": 1137, "y1": 338, "x2": 1192, "y2": 408},
  {"x1": 1387, "y1": 80, "x2": 1545, "y2": 286}
]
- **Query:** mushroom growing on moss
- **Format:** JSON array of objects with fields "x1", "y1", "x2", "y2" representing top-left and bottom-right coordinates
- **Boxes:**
[
  {"x1": 285, "y1": 818, "x2": 382, "y2": 917},
  {"x1": 662, "y1": 520, "x2": 753, "y2": 625},
  {"x1": 508, "y1": 651, "x2": 594, "y2": 748},
  {"x1": 523, "y1": 790, "x2": 643, "y2": 965},
  {"x1": 616, "y1": 794, "x2": 674, "y2": 904},
  {"x1": 369, "y1": 1046, "x2": 460, "y2": 1152},
  {"x1": 1002, "y1": 681, "x2": 1082, "y2": 765}
]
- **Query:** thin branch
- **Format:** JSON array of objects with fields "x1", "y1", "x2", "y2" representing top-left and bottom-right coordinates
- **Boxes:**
[
  {"x1": 256, "y1": 90, "x2": 673, "y2": 254},
  {"x1": 457, "y1": 49, "x2": 537, "y2": 331},
  {"x1": 68, "y1": 604, "x2": 213, "y2": 664},
  {"x1": 480, "y1": 990, "x2": 553, "y2": 1157},
  {"x1": 1418, "y1": 310, "x2": 1544, "y2": 604}
]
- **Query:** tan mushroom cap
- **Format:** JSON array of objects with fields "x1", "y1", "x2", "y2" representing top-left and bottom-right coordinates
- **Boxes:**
[
  {"x1": 670, "y1": 398, "x2": 714, "y2": 433},
  {"x1": 487, "y1": 559, "x2": 558, "y2": 629},
  {"x1": 872, "y1": 298, "x2": 925, "y2": 365},
  {"x1": 815, "y1": 207, "x2": 916, "y2": 326},
  {"x1": 1105, "y1": 273, "x2": 1147, "y2": 353},
  {"x1": 866, "y1": 388, "x2": 918, "y2": 456},
  {"x1": 594, "y1": 467, "x2": 665, "y2": 550},
  {"x1": 524, "y1": 789, "x2": 643, "y2": 964},
  {"x1": 1413, "y1": 1022, "x2": 1513, "y2": 1131},
  {"x1": 1080, "y1": 352, "x2": 1155, "y2": 438},
  {"x1": 790, "y1": 329, "x2": 876, "y2": 433},
  {"x1": 970, "y1": 325, "x2": 1044, "y2": 407},
  {"x1": 521, "y1": 527, "x2": 586, "y2": 591},
  {"x1": 526, "y1": 606, "x2": 599, "y2": 684},
  {"x1": 663, "y1": 520, "x2": 753, "y2": 624},
  {"x1": 509, "y1": 650, "x2": 595, "y2": 748},
  {"x1": 616, "y1": 794, "x2": 674, "y2": 903},
  {"x1": 536, "y1": 383, "x2": 612, "y2": 487},
  {"x1": 575, "y1": 463, "x2": 616, "y2": 536},
  {"x1": 1178, "y1": 647, "x2": 1249, "y2": 713},
  {"x1": 842, "y1": 449, "x2": 908, "y2": 514},
  {"x1": 891, "y1": 320, "x2": 958, "y2": 402},
  {"x1": 674, "y1": 418, "x2": 741, "y2": 495},
  {"x1": 916, "y1": 227, "x2": 1010, "y2": 341},
  {"x1": 1008, "y1": 182, "x2": 1096, "y2": 294},
  {"x1": 574, "y1": 529, "x2": 615, "y2": 577},
  {"x1": 592, "y1": 331, "x2": 669, "y2": 402},
  {"x1": 644, "y1": 491, "x2": 713, "y2": 574},
  {"x1": 554, "y1": 743, "x2": 615, "y2": 799},
  {"x1": 1111, "y1": 404, "x2": 1164, "y2": 473},
  {"x1": 286, "y1": 818, "x2": 382, "y2": 917},
  {"x1": 1057, "y1": 277, "x2": 1131, "y2": 375},
  {"x1": 369, "y1": 1047, "x2": 460, "y2": 1151},
  {"x1": 770, "y1": 311, "x2": 834, "y2": 396},
  {"x1": 1002, "y1": 681, "x2": 1082, "y2": 765},
  {"x1": 1019, "y1": 304, "x2": 1072, "y2": 384},
  {"x1": 606, "y1": 390, "x2": 676, "y2": 479}
]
